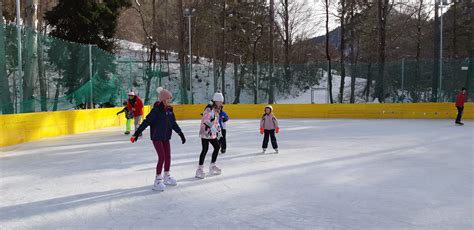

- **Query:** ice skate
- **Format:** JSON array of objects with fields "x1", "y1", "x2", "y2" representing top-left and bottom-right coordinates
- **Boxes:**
[
  {"x1": 209, "y1": 163, "x2": 222, "y2": 175},
  {"x1": 152, "y1": 175, "x2": 166, "y2": 191},
  {"x1": 195, "y1": 166, "x2": 206, "y2": 179},
  {"x1": 163, "y1": 173, "x2": 177, "y2": 186},
  {"x1": 124, "y1": 131, "x2": 130, "y2": 135},
  {"x1": 274, "y1": 149, "x2": 279, "y2": 154}
]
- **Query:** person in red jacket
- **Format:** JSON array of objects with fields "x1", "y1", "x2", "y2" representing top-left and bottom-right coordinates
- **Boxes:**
[
  {"x1": 455, "y1": 87, "x2": 467, "y2": 125},
  {"x1": 127, "y1": 92, "x2": 144, "y2": 132}
]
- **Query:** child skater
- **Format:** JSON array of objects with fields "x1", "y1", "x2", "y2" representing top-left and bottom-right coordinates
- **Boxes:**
[
  {"x1": 117, "y1": 101, "x2": 134, "y2": 135},
  {"x1": 195, "y1": 92, "x2": 224, "y2": 179},
  {"x1": 130, "y1": 87, "x2": 186, "y2": 191},
  {"x1": 219, "y1": 105, "x2": 229, "y2": 154},
  {"x1": 260, "y1": 105, "x2": 279, "y2": 154}
]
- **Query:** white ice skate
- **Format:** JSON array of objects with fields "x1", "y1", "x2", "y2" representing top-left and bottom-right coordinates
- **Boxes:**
[
  {"x1": 163, "y1": 174, "x2": 177, "y2": 186},
  {"x1": 274, "y1": 149, "x2": 279, "y2": 154},
  {"x1": 195, "y1": 166, "x2": 206, "y2": 179},
  {"x1": 209, "y1": 163, "x2": 222, "y2": 175},
  {"x1": 262, "y1": 148, "x2": 267, "y2": 154},
  {"x1": 152, "y1": 175, "x2": 166, "y2": 191}
]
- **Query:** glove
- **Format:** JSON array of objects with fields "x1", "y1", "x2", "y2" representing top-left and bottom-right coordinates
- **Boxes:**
[
  {"x1": 178, "y1": 132, "x2": 186, "y2": 144},
  {"x1": 130, "y1": 132, "x2": 140, "y2": 143},
  {"x1": 116, "y1": 112, "x2": 119, "y2": 116},
  {"x1": 276, "y1": 128, "x2": 280, "y2": 134},
  {"x1": 260, "y1": 128, "x2": 264, "y2": 135}
]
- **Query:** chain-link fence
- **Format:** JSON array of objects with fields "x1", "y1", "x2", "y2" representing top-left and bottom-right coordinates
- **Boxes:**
[{"x1": 1, "y1": 23, "x2": 472, "y2": 114}]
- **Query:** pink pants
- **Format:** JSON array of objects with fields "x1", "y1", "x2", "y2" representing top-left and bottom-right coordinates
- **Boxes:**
[{"x1": 152, "y1": 140, "x2": 171, "y2": 176}]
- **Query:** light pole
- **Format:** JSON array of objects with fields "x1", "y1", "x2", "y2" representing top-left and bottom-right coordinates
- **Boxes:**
[
  {"x1": 184, "y1": 8, "x2": 195, "y2": 104},
  {"x1": 438, "y1": 0, "x2": 452, "y2": 102}
]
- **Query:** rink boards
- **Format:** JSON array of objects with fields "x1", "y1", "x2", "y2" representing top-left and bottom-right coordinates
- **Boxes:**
[{"x1": 0, "y1": 103, "x2": 472, "y2": 147}]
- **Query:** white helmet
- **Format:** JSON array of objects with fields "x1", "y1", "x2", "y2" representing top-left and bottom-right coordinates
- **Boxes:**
[
  {"x1": 128, "y1": 91, "x2": 136, "y2": 96},
  {"x1": 212, "y1": 92, "x2": 224, "y2": 102},
  {"x1": 265, "y1": 105, "x2": 273, "y2": 111}
]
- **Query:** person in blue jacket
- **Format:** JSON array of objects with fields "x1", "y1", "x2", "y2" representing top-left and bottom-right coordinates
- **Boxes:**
[
  {"x1": 130, "y1": 87, "x2": 186, "y2": 191},
  {"x1": 219, "y1": 106, "x2": 229, "y2": 154}
]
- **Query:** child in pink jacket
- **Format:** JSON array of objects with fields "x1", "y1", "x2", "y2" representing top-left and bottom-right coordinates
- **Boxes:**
[
  {"x1": 195, "y1": 92, "x2": 224, "y2": 179},
  {"x1": 260, "y1": 105, "x2": 279, "y2": 154}
]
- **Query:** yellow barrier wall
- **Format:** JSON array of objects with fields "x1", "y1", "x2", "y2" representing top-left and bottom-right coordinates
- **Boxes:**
[
  {"x1": 1, "y1": 103, "x2": 472, "y2": 147},
  {"x1": 173, "y1": 103, "x2": 474, "y2": 120}
]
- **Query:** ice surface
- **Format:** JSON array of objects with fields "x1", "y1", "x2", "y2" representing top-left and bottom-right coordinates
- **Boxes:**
[{"x1": 1, "y1": 119, "x2": 473, "y2": 229}]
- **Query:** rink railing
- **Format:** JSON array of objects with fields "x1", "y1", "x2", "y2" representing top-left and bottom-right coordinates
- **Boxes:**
[{"x1": 0, "y1": 103, "x2": 472, "y2": 147}]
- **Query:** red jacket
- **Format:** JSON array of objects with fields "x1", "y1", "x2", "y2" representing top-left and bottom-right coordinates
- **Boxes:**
[
  {"x1": 455, "y1": 92, "x2": 466, "y2": 107},
  {"x1": 127, "y1": 96, "x2": 144, "y2": 117}
]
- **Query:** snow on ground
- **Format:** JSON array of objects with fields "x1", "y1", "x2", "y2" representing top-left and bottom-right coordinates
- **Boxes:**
[{"x1": 1, "y1": 119, "x2": 472, "y2": 229}]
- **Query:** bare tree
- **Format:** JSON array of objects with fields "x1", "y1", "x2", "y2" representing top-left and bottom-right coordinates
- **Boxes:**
[
  {"x1": 268, "y1": 0, "x2": 275, "y2": 104},
  {"x1": 38, "y1": 0, "x2": 47, "y2": 111},
  {"x1": 325, "y1": 0, "x2": 334, "y2": 104},
  {"x1": 277, "y1": 0, "x2": 314, "y2": 90},
  {"x1": 374, "y1": 0, "x2": 390, "y2": 102},
  {"x1": 22, "y1": 0, "x2": 38, "y2": 112},
  {"x1": 338, "y1": 0, "x2": 347, "y2": 103},
  {"x1": 0, "y1": 0, "x2": 14, "y2": 114},
  {"x1": 178, "y1": 0, "x2": 188, "y2": 104}
]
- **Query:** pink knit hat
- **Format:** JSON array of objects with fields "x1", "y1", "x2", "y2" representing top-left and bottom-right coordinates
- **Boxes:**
[{"x1": 157, "y1": 87, "x2": 172, "y2": 101}]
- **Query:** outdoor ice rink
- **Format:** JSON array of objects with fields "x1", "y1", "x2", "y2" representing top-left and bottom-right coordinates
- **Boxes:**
[{"x1": 1, "y1": 119, "x2": 473, "y2": 229}]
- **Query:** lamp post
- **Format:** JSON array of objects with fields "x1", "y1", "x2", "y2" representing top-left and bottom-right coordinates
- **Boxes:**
[{"x1": 184, "y1": 8, "x2": 196, "y2": 104}]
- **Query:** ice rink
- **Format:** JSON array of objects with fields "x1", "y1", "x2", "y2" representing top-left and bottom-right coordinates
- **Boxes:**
[{"x1": 1, "y1": 119, "x2": 473, "y2": 229}]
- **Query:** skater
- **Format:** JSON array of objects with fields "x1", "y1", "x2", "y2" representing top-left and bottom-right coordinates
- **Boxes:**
[
  {"x1": 455, "y1": 87, "x2": 467, "y2": 125},
  {"x1": 130, "y1": 87, "x2": 186, "y2": 191},
  {"x1": 195, "y1": 92, "x2": 224, "y2": 179},
  {"x1": 117, "y1": 101, "x2": 134, "y2": 135},
  {"x1": 126, "y1": 91, "x2": 144, "y2": 133},
  {"x1": 260, "y1": 105, "x2": 279, "y2": 154},
  {"x1": 219, "y1": 106, "x2": 229, "y2": 154}
]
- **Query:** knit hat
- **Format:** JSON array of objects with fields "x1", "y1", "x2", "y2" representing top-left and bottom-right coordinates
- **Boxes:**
[
  {"x1": 212, "y1": 92, "x2": 224, "y2": 102},
  {"x1": 265, "y1": 105, "x2": 273, "y2": 112},
  {"x1": 157, "y1": 87, "x2": 172, "y2": 102},
  {"x1": 128, "y1": 91, "x2": 136, "y2": 96}
]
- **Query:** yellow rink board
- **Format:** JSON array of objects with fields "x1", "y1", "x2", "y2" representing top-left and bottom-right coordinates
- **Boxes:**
[{"x1": 0, "y1": 103, "x2": 472, "y2": 147}]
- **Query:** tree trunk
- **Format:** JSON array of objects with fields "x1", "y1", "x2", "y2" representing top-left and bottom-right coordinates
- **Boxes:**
[
  {"x1": 38, "y1": 1, "x2": 47, "y2": 111},
  {"x1": 338, "y1": 0, "x2": 346, "y2": 103},
  {"x1": 23, "y1": 0, "x2": 39, "y2": 113},
  {"x1": 325, "y1": 0, "x2": 333, "y2": 104},
  {"x1": 177, "y1": 0, "x2": 188, "y2": 104},
  {"x1": 0, "y1": 1, "x2": 14, "y2": 114},
  {"x1": 283, "y1": 0, "x2": 290, "y2": 88},
  {"x1": 375, "y1": 0, "x2": 388, "y2": 103},
  {"x1": 233, "y1": 56, "x2": 239, "y2": 103},
  {"x1": 349, "y1": 1, "x2": 356, "y2": 104},
  {"x1": 432, "y1": 1, "x2": 440, "y2": 102},
  {"x1": 365, "y1": 63, "x2": 372, "y2": 102},
  {"x1": 221, "y1": 0, "x2": 227, "y2": 99},
  {"x1": 466, "y1": 0, "x2": 473, "y2": 91},
  {"x1": 52, "y1": 78, "x2": 60, "y2": 111},
  {"x1": 414, "y1": 0, "x2": 423, "y2": 102},
  {"x1": 268, "y1": 0, "x2": 275, "y2": 104}
]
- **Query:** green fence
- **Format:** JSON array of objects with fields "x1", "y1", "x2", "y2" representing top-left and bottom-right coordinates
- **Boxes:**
[{"x1": 1, "y1": 23, "x2": 472, "y2": 114}]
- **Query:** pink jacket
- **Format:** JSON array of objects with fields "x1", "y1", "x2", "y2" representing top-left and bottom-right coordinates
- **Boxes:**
[
  {"x1": 199, "y1": 106, "x2": 221, "y2": 139},
  {"x1": 260, "y1": 114, "x2": 279, "y2": 130}
]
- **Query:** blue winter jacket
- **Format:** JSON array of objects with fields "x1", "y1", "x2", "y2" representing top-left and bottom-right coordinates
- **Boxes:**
[
  {"x1": 219, "y1": 111, "x2": 229, "y2": 130},
  {"x1": 135, "y1": 102, "x2": 182, "y2": 141}
]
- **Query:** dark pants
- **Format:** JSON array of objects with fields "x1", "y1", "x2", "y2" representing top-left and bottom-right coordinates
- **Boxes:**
[
  {"x1": 262, "y1": 129, "x2": 278, "y2": 149},
  {"x1": 456, "y1": 106, "x2": 464, "y2": 123},
  {"x1": 152, "y1": 140, "x2": 171, "y2": 176},
  {"x1": 199, "y1": 138, "x2": 220, "y2": 165},
  {"x1": 219, "y1": 129, "x2": 227, "y2": 151}
]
